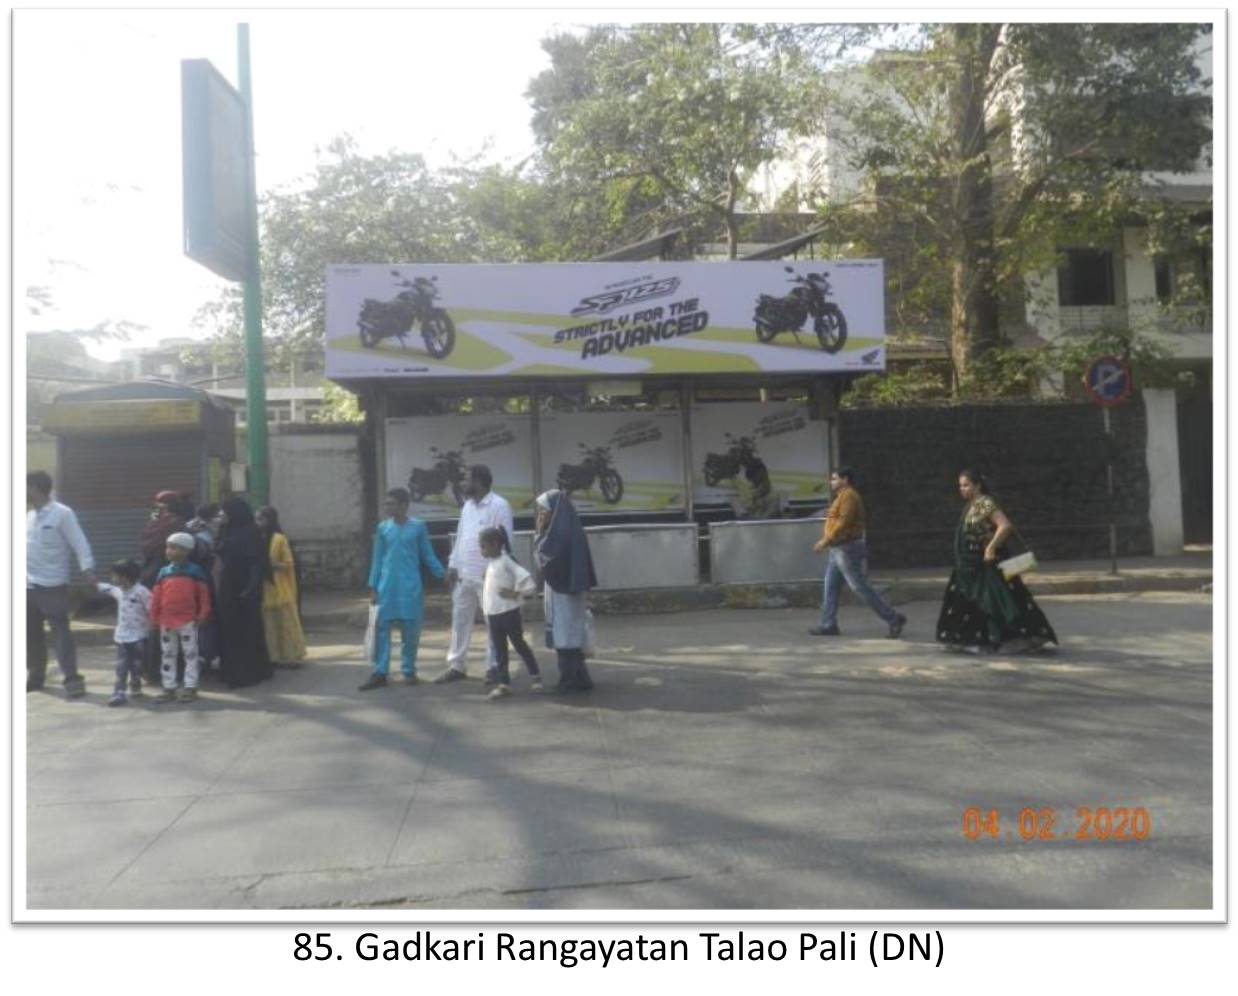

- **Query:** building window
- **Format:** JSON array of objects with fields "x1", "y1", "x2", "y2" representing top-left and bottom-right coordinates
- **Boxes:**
[
  {"x1": 1057, "y1": 249, "x2": 1115, "y2": 307},
  {"x1": 1154, "y1": 257, "x2": 1173, "y2": 301}
]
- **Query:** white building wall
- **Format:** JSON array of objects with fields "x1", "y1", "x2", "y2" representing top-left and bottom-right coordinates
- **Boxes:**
[{"x1": 1142, "y1": 389, "x2": 1185, "y2": 555}]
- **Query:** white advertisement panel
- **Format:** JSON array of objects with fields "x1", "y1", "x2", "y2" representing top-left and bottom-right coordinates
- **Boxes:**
[
  {"x1": 326, "y1": 260, "x2": 885, "y2": 379},
  {"x1": 384, "y1": 415, "x2": 535, "y2": 520},
  {"x1": 539, "y1": 412, "x2": 685, "y2": 513},
  {"x1": 691, "y1": 403, "x2": 832, "y2": 507}
]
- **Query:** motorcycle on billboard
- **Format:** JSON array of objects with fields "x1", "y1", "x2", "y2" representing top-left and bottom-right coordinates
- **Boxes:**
[
  {"x1": 358, "y1": 269, "x2": 457, "y2": 358},
  {"x1": 753, "y1": 266, "x2": 848, "y2": 353},
  {"x1": 407, "y1": 446, "x2": 467, "y2": 506},
  {"x1": 703, "y1": 433, "x2": 762, "y2": 487},
  {"x1": 557, "y1": 443, "x2": 625, "y2": 504}
]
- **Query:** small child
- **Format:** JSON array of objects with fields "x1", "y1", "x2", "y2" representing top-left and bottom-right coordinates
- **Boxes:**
[
  {"x1": 96, "y1": 558, "x2": 152, "y2": 707},
  {"x1": 479, "y1": 526, "x2": 540, "y2": 700},
  {"x1": 149, "y1": 533, "x2": 212, "y2": 704}
]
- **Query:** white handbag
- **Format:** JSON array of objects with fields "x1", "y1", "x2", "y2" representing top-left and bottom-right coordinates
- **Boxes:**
[
  {"x1": 998, "y1": 551, "x2": 1038, "y2": 580},
  {"x1": 998, "y1": 525, "x2": 1038, "y2": 580}
]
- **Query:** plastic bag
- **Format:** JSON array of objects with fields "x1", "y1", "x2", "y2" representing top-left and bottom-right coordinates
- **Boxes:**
[
  {"x1": 583, "y1": 608, "x2": 597, "y2": 658},
  {"x1": 362, "y1": 604, "x2": 379, "y2": 663}
]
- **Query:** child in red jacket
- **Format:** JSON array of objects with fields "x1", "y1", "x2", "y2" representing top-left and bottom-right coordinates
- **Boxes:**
[{"x1": 149, "y1": 533, "x2": 212, "y2": 703}]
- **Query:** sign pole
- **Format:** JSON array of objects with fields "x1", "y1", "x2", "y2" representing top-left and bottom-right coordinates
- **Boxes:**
[
  {"x1": 238, "y1": 23, "x2": 268, "y2": 504},
  {"x1": 1103, "y1": 406, "x2": 1118, "y2": 576}
]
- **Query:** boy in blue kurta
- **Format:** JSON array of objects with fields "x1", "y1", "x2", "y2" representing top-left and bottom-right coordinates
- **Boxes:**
[{"x1": 359, "y1": 488, "x2": 445, "y2": 691}]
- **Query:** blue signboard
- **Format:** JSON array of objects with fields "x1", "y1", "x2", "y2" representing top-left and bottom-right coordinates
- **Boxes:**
[{"x1": 1083, "y1": 354, "x2": 1133, "y2": 407}]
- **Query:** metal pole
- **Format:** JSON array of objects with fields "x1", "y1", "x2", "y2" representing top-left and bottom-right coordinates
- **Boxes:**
[
  {"x1": 680, "y1": 380, "x2": 695, "y2": 523},
  {"x1": 1103, "y1": 406, "x2": 1118, "y2": 575},
  {"x1": 238, "y1": 23, "x2": 268, "y2": 504},
  {"x1": 529, "y1": 382, "x2": 543, "y2": 499}
]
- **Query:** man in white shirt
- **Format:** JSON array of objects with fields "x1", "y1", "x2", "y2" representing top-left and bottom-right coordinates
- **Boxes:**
[
  {"x1": 27, "y1": 471, "x2": 96, "y2": 696},
  {"x1": 432, "y1": 465, "x2": 514, "y2": 683}
]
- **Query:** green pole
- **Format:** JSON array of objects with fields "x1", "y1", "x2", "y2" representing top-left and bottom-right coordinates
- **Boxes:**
[{"x1": 238, "y1": 23, "x2": 268, "y2": 504}]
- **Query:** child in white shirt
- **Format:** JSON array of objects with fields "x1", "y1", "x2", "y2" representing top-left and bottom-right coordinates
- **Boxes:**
[
  {"x1": 96, "y1": 558, "x2": 152, "y2": 706},
  {"x1": 479, "y1": 526, "x2": 539, "y2": 700}
]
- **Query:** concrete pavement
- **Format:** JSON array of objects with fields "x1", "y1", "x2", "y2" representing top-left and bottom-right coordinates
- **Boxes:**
[{"x1": 25, "y1": 591, "x2": 1213, "y2": 912}]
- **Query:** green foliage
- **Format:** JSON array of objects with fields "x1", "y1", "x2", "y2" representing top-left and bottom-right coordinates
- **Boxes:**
[
  {"x1": 959, "y1": 345, "x2": 1062, "y2": 400},
  {"x1": 1054, "y1": 324, "x2": 1179, "y2": 390},
  {"x1": 841, "y1": 364, "x2": 952, "y2": 407},
  {"x1": 788, "y1": 23, "x2": 1211, "y2": 386},
  {"x1": 843, "y1": 322, "x2": 1179, "y2": 408},
  {"x1": 316, "y1": 382, "x2": 364, "y2": 424},
  {"x1": 527, "y1": 24, "x2": 829, "y2": 257}
]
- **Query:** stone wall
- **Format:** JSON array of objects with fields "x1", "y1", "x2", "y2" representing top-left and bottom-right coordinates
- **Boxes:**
[
  {"x1": 269, "y1": 425, "x2": 366, "y2": 589},
  {"x1": 839, "y1": 399, "x2": 1153, "y2": 568}
]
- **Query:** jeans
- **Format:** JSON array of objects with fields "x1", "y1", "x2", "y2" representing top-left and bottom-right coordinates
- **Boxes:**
[
  {"x1": 27, "y1": 585, "x2": 81, "y2": 687},
  {"x1": 820, "y1": 539, "x2": 898, "y2": 629},
  {"x1": 486, "y1": 608, "x2": 540, "y2": 685},
  {"x1": 114, "y1": 640, "x2": 145, "y2": 695}
]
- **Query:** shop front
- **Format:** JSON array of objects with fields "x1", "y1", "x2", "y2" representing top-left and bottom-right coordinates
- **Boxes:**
[{"x1": 40, "y1": 381, "x2": 240, "y2": 577}]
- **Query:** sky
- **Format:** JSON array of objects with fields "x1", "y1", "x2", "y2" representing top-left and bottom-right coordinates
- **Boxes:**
[{"x1": 14, "y1": 8, "x2": 575, "y2": 360}]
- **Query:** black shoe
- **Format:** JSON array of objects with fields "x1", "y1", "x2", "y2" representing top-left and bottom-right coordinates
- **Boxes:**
[
  {"x1": 887, "y1": 613, "x2": 907, "y2": 639},
  {"x1": 809, "y1": 625, "x2": 841, "y2": 636},
  {"x1": 432, "y1": 668, "x2": 467, "y2": 684},
  {"x1": 357, "y1": 673, "x2": 388, "y2": 692},
  {"x1": 64, "y1": 678, "x2": 86, "y2": 699},
  {"x1": 26, "y1": 680, "x2": 45, "y2": 693}
]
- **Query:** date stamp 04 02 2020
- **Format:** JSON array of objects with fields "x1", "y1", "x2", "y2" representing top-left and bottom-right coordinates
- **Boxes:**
[{"x1": 962, "y1": 806, "x2": 1152, "y2": 842}]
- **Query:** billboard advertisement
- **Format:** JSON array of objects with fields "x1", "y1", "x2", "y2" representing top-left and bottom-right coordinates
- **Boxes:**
[
  {"x1": 326, "y1": 260, "x2": 885, "y2": 379},
  {"x1": 691, "y1": 403, "x2": 832, "y2": 508},
  {"x1": 385, "y1": 415, "x2": 535, "y2": 520},
  {"x1": 539, "y1": 412, "x2": 684, "y2": 513}
]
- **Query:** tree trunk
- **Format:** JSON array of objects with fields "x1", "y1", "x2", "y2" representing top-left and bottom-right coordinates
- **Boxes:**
[
  {"x1": 725, "y1": 166, "x2": 741, "y2": 259},
  {"x1": 949, "y1": 25, "x2": 1003, "y2": 389}
]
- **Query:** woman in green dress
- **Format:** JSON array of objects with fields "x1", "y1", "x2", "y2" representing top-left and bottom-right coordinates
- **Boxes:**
[{"x1": 935, "y1": 469, "x2": 1058, "y2": 653}]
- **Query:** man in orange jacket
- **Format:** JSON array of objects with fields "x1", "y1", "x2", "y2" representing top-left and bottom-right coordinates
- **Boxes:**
[{"x1": 810, "y1": 467, "x2": 906, "y2": 638}]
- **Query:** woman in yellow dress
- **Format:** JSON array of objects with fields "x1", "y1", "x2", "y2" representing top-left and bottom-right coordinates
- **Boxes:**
[{"x1": 256, "y1": 506, "x2": 307, "y2": 668}]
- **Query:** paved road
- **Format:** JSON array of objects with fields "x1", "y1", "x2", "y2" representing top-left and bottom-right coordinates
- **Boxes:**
[{"x1": 24, "y1": 592, "x2": 1213, "y2": 912}]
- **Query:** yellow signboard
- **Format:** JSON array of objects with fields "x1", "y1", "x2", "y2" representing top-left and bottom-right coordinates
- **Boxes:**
[{"x1": 42, "y1": 400, "x2": 203, "y2": 433}]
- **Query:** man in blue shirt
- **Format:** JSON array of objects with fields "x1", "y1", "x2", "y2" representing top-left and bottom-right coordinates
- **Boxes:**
[
  {"x1": 27, "y1": 471, "x2": 96, "y2": 696},
  {"x1": 359, "y1": 488, "x2": 445, "y2": 691}
]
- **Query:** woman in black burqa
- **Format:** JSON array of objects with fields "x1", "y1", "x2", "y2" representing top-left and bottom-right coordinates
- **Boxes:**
[
  {"x1": 215, "y1": 496, "x2": 274, "y2": 688},
  {"x1": 534, "y1": 489, "x2": 597, "y2": 692}
]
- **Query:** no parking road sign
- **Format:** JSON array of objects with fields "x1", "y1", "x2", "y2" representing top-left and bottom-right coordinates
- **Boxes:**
[{"x1": 1083, "y1": 354, "x2": 1133, "y2": 407}]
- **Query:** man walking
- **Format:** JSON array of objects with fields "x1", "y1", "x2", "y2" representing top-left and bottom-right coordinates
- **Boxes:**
[
  {"x1": 27, "y1": 471, "x2": 97, "y2": 695},
  {"x1": 433, "y1": 465, "x2": 514, "y2": 684},
  {"x1": 359, "y1": 488, "x2": 445, "y2": 691},
  {"x1": 811, "y1": 466, "x2": 906, "y2": 639}
]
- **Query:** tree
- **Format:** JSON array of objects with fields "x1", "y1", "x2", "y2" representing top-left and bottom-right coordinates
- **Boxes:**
[
  {"x1": 197, "y1": 136, "x2": 526, "y2": 359},
  {"x1": 797, "y1": 23, "x2": 1211, "y2": 387},
  {"x1": 527, "y1": 24, "x2": 827, "y2": 257}
]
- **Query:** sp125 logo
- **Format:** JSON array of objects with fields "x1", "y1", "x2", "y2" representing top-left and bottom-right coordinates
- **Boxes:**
[{"x1": 571, "y1": 277, "x2": 681, "y2": 317}]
